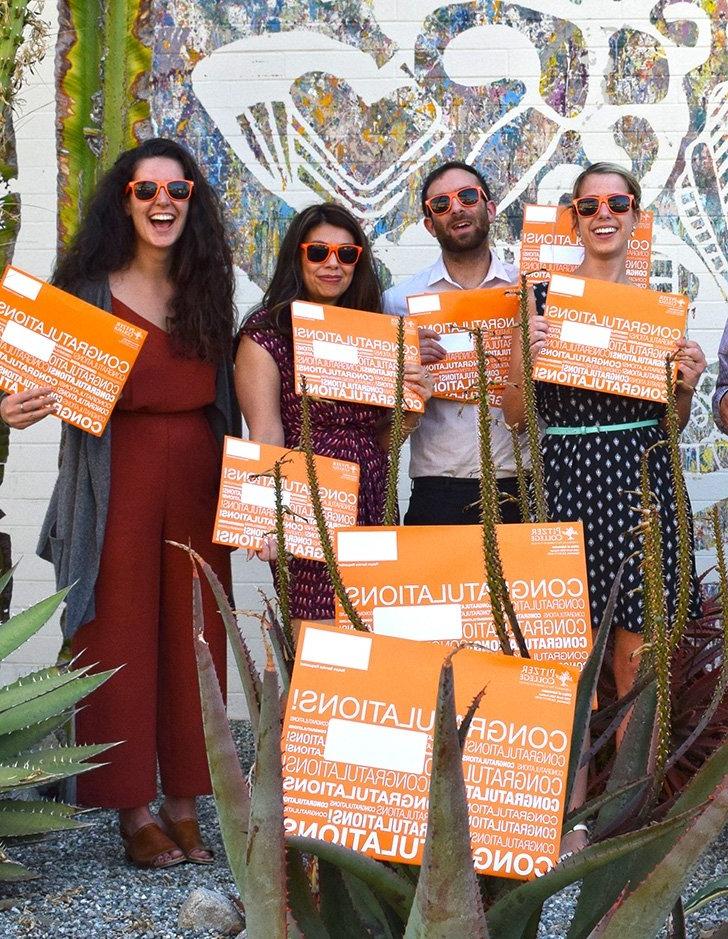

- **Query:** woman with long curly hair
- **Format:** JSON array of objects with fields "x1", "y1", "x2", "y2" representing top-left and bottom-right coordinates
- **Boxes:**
[
  {"x1": 2, "y1": 138, "x2": 240, "y2": 868},
  {"x1": 236, "y1": 203, "x2": 431, "y2": 629}
]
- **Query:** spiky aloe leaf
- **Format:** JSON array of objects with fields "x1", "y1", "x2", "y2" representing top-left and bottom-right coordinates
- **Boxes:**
[
  {"x1": 0, "y1": 765, "x2": 52, "y2": 790},
  {"x1": 169, "y1": 541, "x2": 262, "y2": 737},
  {"x1": 563, "y1": 776, "x2": 650, "y2": 831},
  {"x1": 0, "y1": 668, "x2": 116, "y2": 736},
  {"x1": 245, "y1": 657, "x2": 286, "y2": 939},
  {"x1": 0, "y1": 859, "x2": 36, "y2": 881},
  {"x1": 0, "y1": 588, "x2": 70, "y2": 662},
  {"x1": 11, "y1": 742, "x2": 114, "y2": 773},
  {"x1": 404, "y1": 648, "x2": 488, "y2": 939},
  {"x1": 383, "y1": 315, "x2": 406, "y2": 526},
  {"x1": 566, "y1": 562, "x2": 625, "y2": 803},
  {"x1": 320, "y1": 859, "x2": 371, "y2": 937},
  {"x1": 56, "y1": 0, "x2": 151, "y2": 246},
  {"x1": 191, "y1": 561, "x2": 249, "y2": 899},
  {"x1": 595, "y1": 779, "x2": 728, "y2": 938},
  {"x1": 0, "y1": 664, "x2": 94, "y2": 714},
  {"x1": 287, "y1": 836, "x2": 414, "y2": 922},
  {"x1": 567, "y1": 734, "x2": 728, "y2": 937},
  {"x1": 0, "y1": 798, "x2": 89, "y2": 836},
  {"x1": 485, "y1": 804, "x2": 702, "y2": 938},
  {"x1": 0, "y1": 710, "x2": 72, "y2": 761},
  {"x1": 0, "y1": 564, "x2": 18, "y2": 599},
  {"x1": 342, "y1": 871, "x2": 401, "y2": 937},
  {"x1": 684, "y1": 875, "x2": 728, "y2": 914},
  {"x1": 286, "y1": 849, "x2": 330, "y2": 939}
]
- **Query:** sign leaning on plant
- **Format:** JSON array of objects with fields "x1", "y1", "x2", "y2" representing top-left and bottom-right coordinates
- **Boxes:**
[
  {"x1": 534, "y1": 273, "x2": 689, "y2": 404},
  {"x1": 0, "y1": 265, "x2": 146, "y2": 435},
  {"x1": 333, "y1": 522, "x2": 593, "y2": 670},
  {"x1": 282, "y1": 623, "x2": 578, "y2": 879},
  {"x1": 212, "y1": 436, "x2": 359, "y2": 558}
]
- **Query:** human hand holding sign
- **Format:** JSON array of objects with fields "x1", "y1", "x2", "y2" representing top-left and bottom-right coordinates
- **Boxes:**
[{"x1": 0, "y1": 386, "x2": 58, "y2": 430}]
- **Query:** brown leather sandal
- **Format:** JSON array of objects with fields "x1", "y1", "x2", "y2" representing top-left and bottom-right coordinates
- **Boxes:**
[
  {"x1": 159, "y1": 805, "x2": 214, "y2": 865},
  {"x1": 120, "y1": 821, "x2": 185, "y2": 869}
]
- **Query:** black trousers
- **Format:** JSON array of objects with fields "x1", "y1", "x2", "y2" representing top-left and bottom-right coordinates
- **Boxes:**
[{"x1": 403, "y1": 476, "x2": 522, "y2": 526}]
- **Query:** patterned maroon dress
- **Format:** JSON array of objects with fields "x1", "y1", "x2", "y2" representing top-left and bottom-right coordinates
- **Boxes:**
[{"x1": 246, "y1": 311, "x2": 389, "y2": 619}]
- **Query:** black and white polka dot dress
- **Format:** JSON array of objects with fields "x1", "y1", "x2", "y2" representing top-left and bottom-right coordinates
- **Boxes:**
[{"x1": 533, "y1": 282, "x2": 700, "y2": 634}]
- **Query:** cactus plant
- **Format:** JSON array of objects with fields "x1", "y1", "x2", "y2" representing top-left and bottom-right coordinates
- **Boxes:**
[{"x1": 0, "y1": 569, "x2": 116, "y2": 879}]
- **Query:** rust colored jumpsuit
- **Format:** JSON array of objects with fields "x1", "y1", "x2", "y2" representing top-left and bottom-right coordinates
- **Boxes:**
[{"x1": 71, "y1": 298, "x2": 230, "y2": 808}]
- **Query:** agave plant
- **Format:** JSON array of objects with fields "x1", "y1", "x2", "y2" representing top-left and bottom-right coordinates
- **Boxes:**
[{"x1": 0, "y1": 568, "x2": 116, "y2": 881}]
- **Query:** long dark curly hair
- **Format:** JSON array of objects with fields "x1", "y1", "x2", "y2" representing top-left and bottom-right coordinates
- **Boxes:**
[
  {"x1": 244, "y1": 202, "x2": 381, "y2": 335},
  {"x1": 52, "y1": 137, "x2": 235, "y2": 362}
]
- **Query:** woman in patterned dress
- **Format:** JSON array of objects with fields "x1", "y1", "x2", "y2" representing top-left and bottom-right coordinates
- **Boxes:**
[
  {"x1": 235, "y1": 203, "x2": 431, "y2": 629},
  {"x1": 503, "y1": 162, "x2": 706, "y2": 704}
]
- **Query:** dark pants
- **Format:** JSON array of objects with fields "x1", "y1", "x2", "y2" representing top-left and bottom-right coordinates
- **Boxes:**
[{"x1": 404, "y1": 476, "x2": 523, "y2": 526}]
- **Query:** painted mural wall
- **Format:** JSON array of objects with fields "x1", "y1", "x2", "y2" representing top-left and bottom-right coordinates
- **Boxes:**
[{"x1": 2, "y1": 0, "x2": 727, "y2": 713}]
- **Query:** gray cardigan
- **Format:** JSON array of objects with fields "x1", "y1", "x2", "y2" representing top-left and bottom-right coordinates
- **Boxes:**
[{"x1": 36, "y1": 279, "x2": 241, "y2": 639}]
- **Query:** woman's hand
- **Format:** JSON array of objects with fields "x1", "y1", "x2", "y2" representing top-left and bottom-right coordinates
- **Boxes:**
[
  {"x1": 530, "y1": 315, "x2": 549, "y2": 360},
  {"x1": 417, "y1": 327, "x2": 446, "y2": 365},
  {"x1": 246, "y1": 535, "x2": 278, "y2": 563},
  {"x1": 404, "y1": 362, "x2": 434, "y2": 404},
  {"x1": 675, "y1": 338, "x2": 707, "y2": 392},
  {"x1": 0, "y1": 386, "x2": 57, "y2": 429}
]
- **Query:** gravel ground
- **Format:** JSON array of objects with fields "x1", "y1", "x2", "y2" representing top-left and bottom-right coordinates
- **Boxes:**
[{"x1": 1, "y1": 721, "x2": 727, "y2": 939}]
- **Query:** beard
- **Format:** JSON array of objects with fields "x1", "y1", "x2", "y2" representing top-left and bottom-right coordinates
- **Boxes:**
[{"x1": 433, "y1": 214, "x2": 491, "y2": 255}]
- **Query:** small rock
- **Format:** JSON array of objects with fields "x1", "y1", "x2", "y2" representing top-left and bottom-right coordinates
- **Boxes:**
[{"x1": 178, "y1": 888, "x2": 244, "y2": 935}]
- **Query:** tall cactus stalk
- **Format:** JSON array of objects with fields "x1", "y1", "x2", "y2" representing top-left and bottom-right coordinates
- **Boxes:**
[
  {"x1": 271, "y1": 459, "x2": 293, "y2": 648},
  {"x1": 517, "y1": 276, "x2": 548, "y2": 522},
  {"x1": 56, "y1": 0, "x2": 151, "y2": 247},
  {"x1": 639, "y1": 452, "x2": 671, "y2": 801},
  {"x1": 474, "y1": 328, "x2": 528, "y2": 657},
  {"x1": 509, "y1": 423, "x2": 531, "y2": 524},
  {"x1": 664, "y1": 356, "x2": 692, "y2": 651},
  {"x1": 299, "y1": 380, "x2": 367, "y2": 631},
  {"x1": 383, "y1": 315, "x2": 406, "y2": 526}
]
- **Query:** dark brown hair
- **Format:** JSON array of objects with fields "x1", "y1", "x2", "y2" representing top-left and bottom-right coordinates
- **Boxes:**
[{"x1": 244, "y1": 203, "x2": 381, "y2": 335}]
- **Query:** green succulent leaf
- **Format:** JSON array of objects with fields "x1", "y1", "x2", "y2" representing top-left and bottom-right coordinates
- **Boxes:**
[
  {"x1": 0, "y1": 665, "x2": 91, "y2": 714},
  {"x1": 684, "y1": 875, "x2": 728, "y2": 914},
  {"x1": 0, "y1": 711, "x2": 73, "y2": 761},
  {"x1": 0, "y1": 798, "x2": 88, "y2": 836},
  {"x1": 320, "y1": 858, "x2": 371, "y2": 938},
  {"x1": 595, "y1": 779, "x2": 728, "y2": 938},
  {"x1": 286, "y1": 848, "x2": 330, "y2": 939},
  {"x1": 0, "y1": 669, "x2": 117, "y2": 736},
  {"x1": 0, "y1": 765, "x2": 55, "y2": 790},
  {"x1": 342, "y1": 871, "x2": 402, "y2": 938},
  {"x1": 404, "y1": 649, "x2": 488, "y2": 939},
  {"x1": 0, "y1": 589, "x2": 70, "y2": 662},
  {"x1": 245, "y1": 660, "x2": 287, "y2": 939},
  {"x1": 0, "y1": 564, "x2": 19, "y2": 599},
  {"x1": 287, "y1": 836, "x2": 415, "y2": 922},
  {"x1": 486, "y1": 805, "x2": 702, "y2": 938},
  {"x1": 0, "y1": 858, "x2": 38, "y2": 881},
  {"x1": 169, "y1": 541, "x2": 262, "y2": 738},
  {"x1": 191, "y1": 562, "x2": 249, "y2": 899}
]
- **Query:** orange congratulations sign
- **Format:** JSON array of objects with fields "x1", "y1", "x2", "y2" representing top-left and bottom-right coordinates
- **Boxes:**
[
  {"x1": 406, "y1": 286, "x2": 519, "y2": 405},
  {"x1": 283, "y1": 623, "x2": 578, "y2": 878},
  {"x1": 291, "y1": 300, "x2": 424, "y2": 412},
  {"x1": 0, "y1": 265, "x2": 146, "y2": 436},
  {"x1": 333, "y1": 523, "x2": 592, "y2": 670},
  {"x1": 519, "y1": 204, "x2": 653, "y2": 288},
  {"x1": 212, "y1": 437, "x2": 359, "y2": 560},
  {"x1": 534, "y1": 273, "x2": 688, "y2": 403}
]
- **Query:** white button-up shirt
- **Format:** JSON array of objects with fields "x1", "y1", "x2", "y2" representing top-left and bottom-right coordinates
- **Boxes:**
[{"x1": 383, "y1": 251, "x2": 530, "y2": 479}]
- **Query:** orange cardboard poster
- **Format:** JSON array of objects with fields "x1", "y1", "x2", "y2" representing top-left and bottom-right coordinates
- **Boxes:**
[
  {"x1": 333, "y1": 523, "x2": 592, "y2": 669},
  {"x1": 291, "y1": 300, "x2": 424, "y2": 412},
  {"x1": 519, "y1": 204, "x2": 653, "y2": 288},
  {"x1": 282, "y1": 622, "x2": 578, "y2": 878},
  {"x1": 533, "y1": 273, "x2": 688, "y2": 404},
  {"x1": 406, "y1": 286, "x2": 519, "y2": 405},
  {"x1": 212, "y1": 437, "x2": 359, "y2": 560},
  {"x1": 0, "y1": 265, "x2": 146, "y2": 436}
]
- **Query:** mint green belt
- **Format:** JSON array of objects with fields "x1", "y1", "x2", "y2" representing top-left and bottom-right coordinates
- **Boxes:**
[{"x1": 545, "y1": 419, "x2": 659, "y2": 436}]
